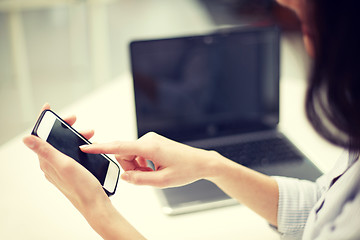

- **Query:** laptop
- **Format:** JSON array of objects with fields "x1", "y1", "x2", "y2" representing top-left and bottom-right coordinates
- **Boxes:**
[{"x1": 129, "y1": 25, "x2": 322, "y2": 215}]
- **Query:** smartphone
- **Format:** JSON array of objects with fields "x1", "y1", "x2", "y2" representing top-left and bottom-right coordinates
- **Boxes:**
[{"x1": 31, "y1": 109, "x2": 120, "y2": 196}]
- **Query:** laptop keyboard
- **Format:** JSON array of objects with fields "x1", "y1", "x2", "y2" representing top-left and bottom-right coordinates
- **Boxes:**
[{"x1": 209, "y1": 136, "x2": 303, "y2": 167}]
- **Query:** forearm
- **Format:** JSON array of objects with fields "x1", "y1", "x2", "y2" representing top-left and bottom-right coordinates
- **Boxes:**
[
  {"x1": 205, "y1": 152, "x2": 279, "y2": 226},
  {"x1": 79, "y1": 134, "x2": 279, "y2": 227}
]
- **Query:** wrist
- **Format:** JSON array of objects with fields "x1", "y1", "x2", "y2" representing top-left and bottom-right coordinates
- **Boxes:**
[
  {"x1": 83, "y1": 197, "x2": 146, "y2": 240},
  {"x1": 201, "y1": 150, "x2": 234, "y2": 181},
  {"x1": 82, "y1": 195, "x2": 114, "y2": 235}
]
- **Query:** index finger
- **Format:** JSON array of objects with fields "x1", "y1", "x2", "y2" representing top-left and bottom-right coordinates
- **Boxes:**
[
  {"x1": 80, "y1": 141, "x2": 151, "y2": 158},
  {"x1": 38, "y1": 103, "x2": 51, "y2": 118}
]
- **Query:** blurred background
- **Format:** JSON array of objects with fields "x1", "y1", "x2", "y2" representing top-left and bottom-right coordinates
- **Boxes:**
[{"x1": 0, "y1": 0, "x2": 309, "y2": 146}]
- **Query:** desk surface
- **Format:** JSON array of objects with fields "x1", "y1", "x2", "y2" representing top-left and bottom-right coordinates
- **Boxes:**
[{"x1": 0, "y1": 74, "x2": 342, "y2": 240}]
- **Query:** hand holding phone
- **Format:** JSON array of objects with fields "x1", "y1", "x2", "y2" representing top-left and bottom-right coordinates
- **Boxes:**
[
  {"x1": 31, "y1": 109, "x2": 120, "y2": 196},
  {"x1": 23, "y1": 107, "x2": 148, "y2": 240}
]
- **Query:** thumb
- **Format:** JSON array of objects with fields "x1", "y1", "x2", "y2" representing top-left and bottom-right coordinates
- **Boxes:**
[
  {"x1": 23, "y1": 135, "x2": 65, "y2": 167},
  {"x1": 121, "y1": 170, "x2": 170, "y2": 188}
]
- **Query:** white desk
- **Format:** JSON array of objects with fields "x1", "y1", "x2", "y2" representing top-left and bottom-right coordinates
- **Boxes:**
[{"x1": 0, "y1": 74, "x2": 342, "y2": 239}]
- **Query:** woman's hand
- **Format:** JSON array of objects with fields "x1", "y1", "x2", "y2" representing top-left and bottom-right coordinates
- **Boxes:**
[
  {"x1": 23, "y1": 135, "x2": 109, "y2": 211},
  {"x1": 24, "y1": 134, "x2": 146, "y2": 239},
  {"x1": 23, "y1": 104, "x2": 108, "y2": 214},
  {"x1": 81, "y1": 132, "x2": 223, "y2": 188},
  {"x1": 81, "y1": 132, "x2": 280, "y2": 226},
  {"x1": 23, "y1": 104, "x2": 146, "y2": 239}
]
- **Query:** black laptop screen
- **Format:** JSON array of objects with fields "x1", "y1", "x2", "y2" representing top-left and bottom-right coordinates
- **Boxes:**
[{"x1": 130, "y1": 26, "x2": 280, "y2": 142}]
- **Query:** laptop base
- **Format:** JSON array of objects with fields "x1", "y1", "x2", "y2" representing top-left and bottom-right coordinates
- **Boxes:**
[{"x1": 156, "y1": 158, "x2": 322, "y2": 215}]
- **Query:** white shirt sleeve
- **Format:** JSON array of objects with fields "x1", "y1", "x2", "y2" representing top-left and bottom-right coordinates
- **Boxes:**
[
  {"x1": 272, "y1": 151, "x2": 354, "y2": 240},
  {"x1": 272, "y1": 176, "x2": 323, "y2": 239}
]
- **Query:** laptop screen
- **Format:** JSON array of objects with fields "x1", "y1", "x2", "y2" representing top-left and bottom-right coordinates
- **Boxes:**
[{"x1": 130, "y1": 26, "x2": 280, "y2": 142}]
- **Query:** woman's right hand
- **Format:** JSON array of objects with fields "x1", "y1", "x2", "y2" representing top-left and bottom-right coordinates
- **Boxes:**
[
  {"x1": 82, "y1": 132, "x2": 280, "y2": 226},
  {"x1": 80, "y1": 132, "x2": 223, "y2": 188}
]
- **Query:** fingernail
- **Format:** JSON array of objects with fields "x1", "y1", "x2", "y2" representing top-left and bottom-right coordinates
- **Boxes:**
[
  {"x1": 42, "y1": 102, "x2": 50, "y2": 109},
  {"x1": 23, "y1": 137, "x2": 36, "y2": 149},
  {"x1": 121, "y1": 172, "x2": 130, "y2": 182},
  {"x1": 79, "y1": 145, "x2": 88, "y2": 149}
]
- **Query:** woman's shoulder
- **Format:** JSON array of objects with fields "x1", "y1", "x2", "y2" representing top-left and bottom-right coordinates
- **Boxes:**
[
  {"x1": 315, "y1": 150, "x2": 357, "y2": 192},
  {"x1": 302, "y1": 153, "x2": 360, "y2": 239}
]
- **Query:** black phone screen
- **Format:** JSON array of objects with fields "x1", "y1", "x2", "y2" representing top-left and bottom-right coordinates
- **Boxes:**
[{"x1": 47, "y1": 118, "x2": 109, "y2": 185}]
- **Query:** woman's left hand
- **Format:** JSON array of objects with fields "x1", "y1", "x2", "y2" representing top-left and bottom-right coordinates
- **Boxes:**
[
  {"x1": 23, "y1": 104, "x2": 146, "y2": 239},
  {"x1": 23, "y1": 104, "x2": 111, "y2": 234},
  {"x1": 24, "y1": 104, "x2": 108, "y2": 210},
  {"x1": 23, "y1": 134, "x2": 110, "y2": 212}
]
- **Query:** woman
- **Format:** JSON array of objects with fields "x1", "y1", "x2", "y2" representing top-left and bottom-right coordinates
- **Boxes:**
[{"x1": 23, "y1": 0, "x2": 360, "y2": 239}]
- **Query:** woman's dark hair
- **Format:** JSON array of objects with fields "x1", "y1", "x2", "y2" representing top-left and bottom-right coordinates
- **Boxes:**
[{"x1": 305, "y1": 0, "x2": 360, "y2": 152}]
